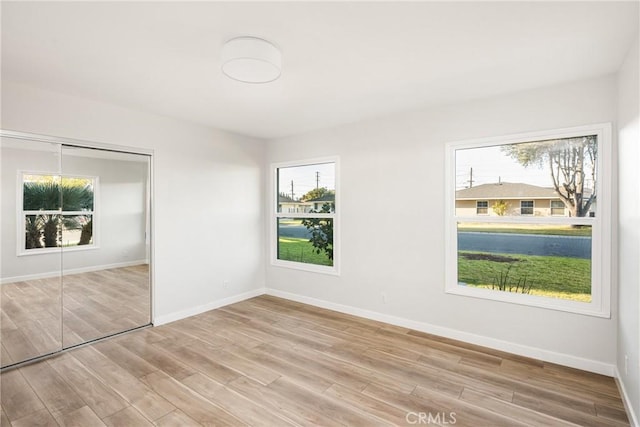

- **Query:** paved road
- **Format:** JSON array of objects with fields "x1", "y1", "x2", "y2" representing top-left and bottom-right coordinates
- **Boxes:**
[
  {"x1": 458, "y1": 232, "x2": 591, "y2": 259},
  {"x1": 281, "y1": 225, "x2": 591, "y2": 259},
  {"x1": 279, "y1": 224, "x2": 312, "y2": 239}
]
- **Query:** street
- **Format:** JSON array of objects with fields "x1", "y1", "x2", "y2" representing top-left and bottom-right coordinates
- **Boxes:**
[{"x1": 458, "y1": 232, "x2": 591, "y2": 259}]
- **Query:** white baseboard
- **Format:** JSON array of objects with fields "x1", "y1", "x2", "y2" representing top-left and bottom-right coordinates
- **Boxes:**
[
  {"x1": 1, "y1": 259, "x2": 148, "y2": 284},
  {"x1": 614, "y1": 367, "x2": 640, "y2": 427},
  {"x1": 153, "y1": 287, "x2": 267, "y2": 326},
  {"x1": 265, "y1": 288, "x2": 616, "y2": 377}
]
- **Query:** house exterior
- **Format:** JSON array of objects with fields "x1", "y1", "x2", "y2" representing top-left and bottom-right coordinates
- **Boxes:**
[
  {"x1": 455, "y1": 182, "x2": 573, "y2": 217},
  {"x1": 306, "y1": 193, "x2": 336, "y2": 211},
  {"x1": 278, "y1": 193, "x2": 336, "y2": 213},
  {"x1": 278, "y1": 194, "x2": 313, "y2": 213}
]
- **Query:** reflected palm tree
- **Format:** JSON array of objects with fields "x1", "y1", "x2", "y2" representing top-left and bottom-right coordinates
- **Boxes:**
[{"x1": 23, "y1": 179, "x2": 94, "y2": 249}]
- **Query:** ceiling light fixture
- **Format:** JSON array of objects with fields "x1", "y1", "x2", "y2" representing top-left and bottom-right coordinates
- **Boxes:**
[{"x1": 221, "y1": 36, "x2": 281, "y2": 84}]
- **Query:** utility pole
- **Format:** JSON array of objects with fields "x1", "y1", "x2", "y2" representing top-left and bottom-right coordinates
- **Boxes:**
[
  {"x1": 468, "y1": 167, "x2": 474, "y2": 188},
  {"x1": 315, "y1": 171, "x2": 320, "y2": 189},
  {"x1": 290, "y1": 180, "x2": 295, "y2": 200}
]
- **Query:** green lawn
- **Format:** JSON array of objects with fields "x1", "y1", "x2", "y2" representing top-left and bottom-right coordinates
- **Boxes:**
[
  {"x1": 278, "y1": 237, "x2": 332, "y2": 266},
  {"x1": 458, "y1": 251, "x2": 591, "y2": 302},
  {"x1": 457, "y1": 224, "x2": 592, "y2": 236}
]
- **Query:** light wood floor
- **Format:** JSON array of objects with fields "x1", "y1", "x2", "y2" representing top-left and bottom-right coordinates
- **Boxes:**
[
  {"x1": 0, "y1": 295, "x2": 630, "y2": 426},
  {"x1": 1, "y1": 265, "x2": 150, "y2": 368}
]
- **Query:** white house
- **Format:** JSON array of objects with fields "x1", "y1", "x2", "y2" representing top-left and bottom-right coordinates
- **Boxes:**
[{"x1": 455, "y1": 182, "x2": 594, "y2": 217}]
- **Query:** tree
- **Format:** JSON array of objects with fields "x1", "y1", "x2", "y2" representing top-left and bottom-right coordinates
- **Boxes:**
[
  {"x1": 23, "y1": 180, "x2": 60, "y2": 248},
  {"x1": 501, "y1": 136, "x2": 596, "y2": 217},
  {"x1": 23, "y1": 178, "x2": 94, "y2": 249},
  {"x1": 301, "y1": 187, "x2": 334, "y2": 201},
  {"x1": 25, "y1": 216, "x2": 43, "y2": 249},
  {"x1": 301, "y1": 203, "x2": 333, "y2": 260},
  {"x1": 492, "y1": 200, "x2": 508, "y2": 216}
]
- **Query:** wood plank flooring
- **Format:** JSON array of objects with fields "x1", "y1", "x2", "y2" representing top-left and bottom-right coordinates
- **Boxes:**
[
  {"x1": 1, "y1": 295, "x2": 630, "y2": 426},
  {"x1": 1, "y1": 265, "x2": 150, "y2": 368}
]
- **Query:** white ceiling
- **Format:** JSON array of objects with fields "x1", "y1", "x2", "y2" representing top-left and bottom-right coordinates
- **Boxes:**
[{"x1": 2, "y1": 2, "x2": 638, "y2": 139}]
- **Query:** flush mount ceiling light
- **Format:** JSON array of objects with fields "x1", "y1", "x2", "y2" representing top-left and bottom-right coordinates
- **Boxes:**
[{"x1": 221, "y1": 36, "x2": 281, "y2": 84}]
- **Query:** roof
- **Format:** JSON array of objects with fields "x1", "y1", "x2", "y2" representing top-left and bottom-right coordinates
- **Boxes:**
[
  {"x1": 456, "y1": 182, "x2": 561, "y2": 200},
  {"x1": 306, "y1": 194, "x2": 336, "y2": 203},
  {"x1": 278, "y1": 195, "x2": 296, "y2": 203}
]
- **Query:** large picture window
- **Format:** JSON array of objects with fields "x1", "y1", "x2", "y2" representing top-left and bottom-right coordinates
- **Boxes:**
[
  {"x1": 446, "y1": 124, "x2": 611, "y2": 317},
  {"x1": 273, "y1": 158, "x2": 338, "y2": 274},
  {"x1": 20, "y1": 173, "x2": 97, "y2": 255}
]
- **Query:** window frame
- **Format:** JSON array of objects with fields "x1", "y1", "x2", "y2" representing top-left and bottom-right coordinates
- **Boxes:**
[
  {"x1": 520, "y1": 200, "x2": 534, "y2": 216},
  {"x1": 18, "y1": 171, "x2": 99, "y2": 256},
  {"x1": 550, "y1": 200, "x2": 566, "y2": 216},
  {"x1": 271, "y1": 157, "x2": 340, "y2": 275},
  {"x1": 444, "y1": 123, "x2": 611, "y2": 318},
  {"x1": 476, "y1": 200, "x2": 489, "y2": 215}
]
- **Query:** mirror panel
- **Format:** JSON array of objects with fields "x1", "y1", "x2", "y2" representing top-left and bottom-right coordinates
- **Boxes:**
[
  {"x1": 60, "y1": 146, "x2": 151, "y2": 347},
  {"x1": 1, "y1": 137, "x2": 62, "y2": 367}
]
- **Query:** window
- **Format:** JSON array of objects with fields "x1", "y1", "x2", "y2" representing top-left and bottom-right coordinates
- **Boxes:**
[
  {"x1": 476, "y1": 201, "x2": 489, "y2": 215},
  {"x1": 446, "y1": 124, "x2": 611, "y2": 317},
  {"x1": 550, "y1": 200, "x2": 565, "y2": 216},
  {"x1": 273, "y1": 158, "x2": 338, "y2": 274},
  {"x1": 520, "y1": 200, "x2": 534, "y2": 215},
  {"x1": 20, "y1": 173, "x2": 97, "y2": 255}
]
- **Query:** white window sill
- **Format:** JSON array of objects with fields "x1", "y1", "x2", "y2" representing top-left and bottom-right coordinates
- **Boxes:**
[
  {"x1": 445, "y1": 284, "x2": 610, "y2": 318},
  {"x1": 272, "y1": 258, "x2": 340, "y2": 276},
  {"x1": 18, "y1": 245, "x2": 99, "y2": 257}
]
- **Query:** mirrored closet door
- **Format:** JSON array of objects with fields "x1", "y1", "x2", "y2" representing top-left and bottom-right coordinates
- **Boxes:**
[
  {"x1": 1, "y1": 133, "x2": 152, "y2": 368},
  {"x1": 1, "y1": 137, "x2": 63, "y2": 367}
]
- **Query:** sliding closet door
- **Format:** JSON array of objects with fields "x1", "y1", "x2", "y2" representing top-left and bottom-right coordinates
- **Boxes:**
[
  {"x1": 1, "y1": 137, "x2": 62, "y2": 367},
  {"x1": 60, "y1": 146, "x2": 150, "y2": 348}
]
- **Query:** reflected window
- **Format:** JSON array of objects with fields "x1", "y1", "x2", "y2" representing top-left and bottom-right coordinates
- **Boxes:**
[{"x1": 20, "y1": 173, "x2": 97, "y2": 254}]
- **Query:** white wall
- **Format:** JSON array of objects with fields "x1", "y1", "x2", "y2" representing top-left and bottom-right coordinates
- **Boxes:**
[
  {"x1": 266, "y1": 75, "x2": 618, "y2": 372},
  {"x1": 1, "y1": 147, "x2": 148, "y2": 280},
  {"x1": 1, "y1": 80, "x2": 266, "y2": 322},
  {"x1": 617, "y1": 34, "x2": 639, "y2": 424}
]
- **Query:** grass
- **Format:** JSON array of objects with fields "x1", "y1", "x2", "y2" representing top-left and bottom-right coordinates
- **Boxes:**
[
  {"x1": 458, "y1": 251, "x2": 591, "y2": 302},
  {"x1": 278, "y1": 237, "x2": 332, "y2": 266},
  {"x1": 457, "y1": 223, "x2": 592, "y2": 237}
]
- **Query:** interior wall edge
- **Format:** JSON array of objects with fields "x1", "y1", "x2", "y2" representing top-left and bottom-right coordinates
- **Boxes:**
[
  {"x1": 153, "y1": 287, "x2": 267, "y2": 326},
  {"x1": 1, "y1": 79, "x2": 266, "y2": 328},
  {"x1": 265, "y1": 287, "x2": 616, "y2": 377},
  {"x1": 614, "y1": 366, "x2": 640, "y2": 427}
]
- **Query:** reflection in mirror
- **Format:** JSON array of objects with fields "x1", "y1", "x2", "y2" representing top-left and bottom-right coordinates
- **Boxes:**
[
  {"x1": 1, "y1": 137, "x2": 62, "y2": 367},
  {"x1": 61, "y1": 146, "x2": 151, "y2": 347}
]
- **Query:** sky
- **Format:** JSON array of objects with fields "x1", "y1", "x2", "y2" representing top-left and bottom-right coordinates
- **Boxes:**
[
  {"x1": 276, "y1": 142, "x2": 595, "y2": 196},
  {"x1": 455, "y1": 145, "x2": 552, "y2": 189},
  {"x1": 278, "y1": 162, "x2": 335, "y2": 200}
]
